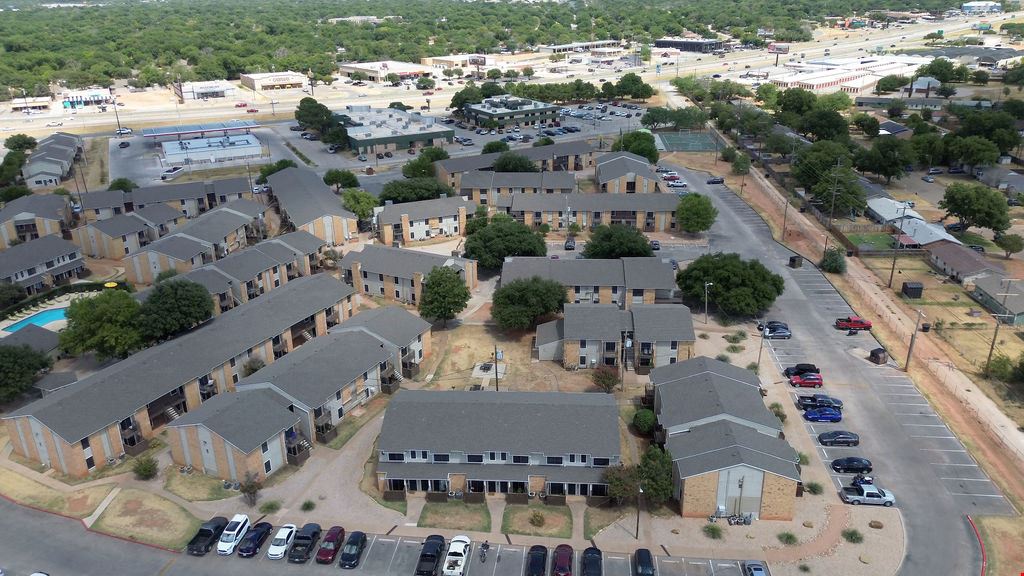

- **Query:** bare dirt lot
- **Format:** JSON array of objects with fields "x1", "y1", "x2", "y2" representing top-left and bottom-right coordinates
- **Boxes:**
[{"x1": 91, "y1": 487, "x2": 200, "y2": 550}]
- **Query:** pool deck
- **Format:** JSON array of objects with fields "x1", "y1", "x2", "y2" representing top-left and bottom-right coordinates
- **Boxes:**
[{"x1": 0, "y1": 292, "x2": 95, "y2": 335}]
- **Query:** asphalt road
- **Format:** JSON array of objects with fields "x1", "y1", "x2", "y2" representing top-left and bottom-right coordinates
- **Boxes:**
[{"x1": 658, "y1": 161, "x2": 1014, "y2": 576}]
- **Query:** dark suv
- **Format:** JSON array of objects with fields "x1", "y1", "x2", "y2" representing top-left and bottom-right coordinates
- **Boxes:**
[
  {"x1": 415, "y1": 535, "x2": 446, "y2": 576},
  {"x1": 564, "y1": 237, "x2": 576, "y2": 251},
  {"x1": 633, "y1": 549, "x2": 656, "y2": 576},
  {"x1": 706, "y1": 176, "x2": 725, "y2": 185},
  {"x1": 527, "y1": 545, "x2": 549, "y2": 576},
  {"x1": 783, "y1": 363, "x2": 819, "y2": 377},
  {"x1": 581, "y1": 547, "x2": 602, "y2": 576}
]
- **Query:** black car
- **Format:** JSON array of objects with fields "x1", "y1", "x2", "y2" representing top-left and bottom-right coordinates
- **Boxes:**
[
  {"x1": 706, "y1": 177, "x2": 725, "y2": 185},
  {"x1": 581, "y1": 547, "x2": 602, "y2": 576},
  {"x1": 339, "y1": 531, "x2": 368, "y2": 568},
  {"x1": 633, "y1": 549, "x2": 656, "y2": 576},
  {"x1": 236, "y1": 522, "x2": 274, "y2": 558},
  {"x1": 118, "y1": 141, "x2": 130, "y2": 149},
  {"x1": 818, "y1": 431, "x2": 860, "y2": 447},
  {"x1": 415, "y1": 535, "x2": 446, "y2": 576},
  {"x1": 288, "y1": 523, "x2": 322, "y2": 563},
  {"x1": 758, "y1": 320, "x2": 787, "y2": 331},
  {"x1": 564, "y1": 237, "x2": 576, "y2": 251},
  {"x1": 289, "y1": 125, "x2": 305, "y2": 131},
  {"x1": 527, "y1": 545, "x2": 549, "y2": 576},
  {"x1": 945, "y1": 222, "x2": 965, "y2": 233},
  {"x1": 831, "y1": 456, "x2": 872, "y2": 473},
  {"x1": 783, "y1": 363, "x2": 819, "y2": 377}
]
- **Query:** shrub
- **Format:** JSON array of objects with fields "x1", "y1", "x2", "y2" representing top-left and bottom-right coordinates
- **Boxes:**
[
  {"x1": 301, "y1": 500, "x2": 316, "y2": 512},
  {"x1": 132, "y1": 456, "x2": 158, "y2": 480},
  {"x1": 529, "y1": 510, "x2": 546, "y2": 527},
  {"x1": 842, "y1": 529, "x2": 864, "y2": 543},
  {"x1": 537, "y1": 223, "x2": 551, "y2": 234},
  {"x1": 805, "y1": 481, "x2": 824, "y2": 495},
  {"x1": 633, "y1": 409, "x2": 656, "y2": 435},
  {"x1": 568, "y1": 223, "x2": 581, "y2": 235},
  {"x1": 715, "y1": 353, "x2": 731, "y2": 363},
  {"x1": 725, "y1": 344, "x2": 744, "y2": 354},
  {"x1": 819, "y1": 246, "x2": 847, "y2": 274},
  {"x1": 769, "y1": 402, "x2": 787, "y2": 423},
  {"x1": 746, "y1": 362, "x2": 759, "y2": 373},
  {"x1": 240, "y1": 472, "x2": 262, "y2": 506},
  {"x1": 259, "y1": 500, "x2": 282, "y2": 514},
  {"x1": 703, "y1": 524, "x2": 723, "y2": 539},
  {"x1": 698, "y1": 333, "x2": 710, "y2": 340},
  {"x1": 592, "y1": 365, "x2": 620, "y2": 393},
  {"x1": 724, "y1": 332, "x2": 745, "y2": 344},
  {"x1": 777, "y1": 532, "x2": 798, "y2": 545},
  {"x1": 798, "y1": 452, "x2": 810, "y2": 465},
  {"x1": 798, "y1": 565, "x2": 811, "y2": 573}
]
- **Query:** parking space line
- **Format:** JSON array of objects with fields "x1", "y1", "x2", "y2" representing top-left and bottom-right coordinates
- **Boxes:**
[
  {"x1": 951, "y1": 493, "x2": 1006, "y2": 498},
  {"x1": 893, "y1": 413, "x2": 939, "y2": 416},
  {"x1": 903, "y1": 424, "x2": 949, "y2": 427},
  {"x1": 941, "y1": 477, "x2": 992, "y2": 481},
  {"x1": 920, "y1": 448, "x2": 966, "y2": 452},
  {"x1": 889, "y1": 402, "x2": 931, "y2": 406},
  {"x1": 880, "y1": 393, "x2": 925, "y2": 396},
  {"x1": 910, "y1": 435, "x2": 957, "y2": 438},
  {"x1": 931, "y1": 463, "x2": 978, "y2": 467}
]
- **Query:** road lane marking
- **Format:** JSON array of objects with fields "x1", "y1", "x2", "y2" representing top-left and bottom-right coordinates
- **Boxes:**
[
  {"x1": 920, "y1": 448, "x2": 967, "y2": 452},
  {"x1": 930, "y1": 463, "x2": 978, "y2": 466},
  {"x1": 941, "y1": 477, "x2": 992, "y2": 481},
  {"x1": 950, "y1": 493, "x2": 1006, "y2": 498},
  {"x1": 910, "y1": 435, "x2": 956, "y2": 438},
  {"x1": 901, "y1": 424, "x2": 948, "y2": 427}
]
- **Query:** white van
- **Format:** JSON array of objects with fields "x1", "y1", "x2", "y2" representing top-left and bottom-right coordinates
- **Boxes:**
[{"x1": 217, "y1": 514, "x2": 251, "y2": 555}]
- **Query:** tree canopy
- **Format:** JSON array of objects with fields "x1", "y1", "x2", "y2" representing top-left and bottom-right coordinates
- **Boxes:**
[
  {"x1": 482, "y1": 140, "x2": 510, "y2": 154},
  {"x1": 137, "y1": 279, "x2": 214, "y2": 343},
  {"x1": 256, "y1": 159, "x2": 298, "y2": 184},
  {"x1": 59, "y1": 289, "x2": 143, "y2": 361},
  {"x1": 676, "y1": 253, "x2": 785, "y2": 317},
  {"x1": 3, "y1": 134, "x2": 36, "y2": 152},
  {"x1": 938, "y1": 182, "x2": 1011, "y2": 233},
  {"x1": 380, "y1": 177, "x2": 454, "y2": 204},
  {"x1": 465, "y1": 214, "x2": 546, "y2": 268},
  {"x1": 342, "y1": 188, "x2": 379, "y2": 220},
  {"x1": 676, "y1": 193, "x2": 718, "y2": 234},
  {"x1": 854, "y1": 136, "x2": 916, "y2": 184},
  {"x1": 323, "y1": 169, "x2": 359, "y2": 191},
  {"x1": 0, "y1": 344, "x2": 52, "y2": 403},
  {"x1": 493, "y1": 152, "x2": 539, "y2": 173},
  {"x1": 418, "y1": 266, "x2": 471, "y2": 326},
  {"x1": 491, "y1": 277, "x2": 567, "y2": 330},
  {"x1": 402, "y1": 146, "x2": 450, "y2": 178},
  {"x1": 611, "y1": 131, "x2": 658, "y2": 163},
  {"x1": 107, "y1": 178, "x2": 138, "y2": 193},
  {"x1": 583, "y1": 225, "x2": 654, "y2": 259}
]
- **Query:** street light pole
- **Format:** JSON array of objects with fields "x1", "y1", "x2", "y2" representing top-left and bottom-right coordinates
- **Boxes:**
[
  {"x1": 985, "y1": 278, "x2": 1019, "y2": 375},
  {"x1": 904, "y1": 309, "x2": 925, "y2": 372},
  {"x1": 704, "y1": 282, "x2": 714, "y2": 325},
  {"x1": 112, "y1": 95, "x2": 123, "y2": 134},
  {"x1": 634, "y1": 483, "x2": 644, "y2": 540}
]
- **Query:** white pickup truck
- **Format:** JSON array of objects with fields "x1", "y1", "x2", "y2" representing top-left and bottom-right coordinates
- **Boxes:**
[
  {"x1": 841, "y1": 484, "x2": 895, "y2": 506},
  {"x1": 442, "y1": 535, "x2": 472, "y2": 576}
]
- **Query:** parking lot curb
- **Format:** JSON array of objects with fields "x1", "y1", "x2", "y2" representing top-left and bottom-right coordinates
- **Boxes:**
[{"x1": 965, "y1": 514, "x2": 985, "y2": 576}]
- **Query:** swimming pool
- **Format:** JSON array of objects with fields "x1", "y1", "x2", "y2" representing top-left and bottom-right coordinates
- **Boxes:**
[{"x1": 4, "y1": 307, "x2": 68, "y2": 333}]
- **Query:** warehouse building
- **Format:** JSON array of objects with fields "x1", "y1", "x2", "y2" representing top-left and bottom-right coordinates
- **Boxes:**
[
  {"x1": 338, "y1": 60, "x2": 435, "y2": 83},
  {"x1": 341, "y1": 106, "x2": 454, "y2": 154},
  {"x1": 141, "y1": 120, "x2": 260, "y2": 143},
  {"x1": 239, "y1": 71, "x2": 308, "y2": 91},
  {"x1": 173, "y1": 80, "x2": 238, "y2": 102},
  {"x1": 161, "y1": 135, "x2": 265, "y2": 166},
  {"x1": 463, "y1": 95, "x2": 559, "y2": 128},
  {"x1": 654, "y1": 37, "x2": 725, "y2": 53}
]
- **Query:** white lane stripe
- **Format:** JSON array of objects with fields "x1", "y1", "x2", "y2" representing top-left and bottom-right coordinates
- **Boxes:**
[
  {"x1": 910, "y1": 435, "x2": 956, "y2": 438},
  {"x1": 920, "y1": 448, "x2": 967, "y2": 452},
  {"x1": 950, "y1": 493, "x2": 1006, "y2": 498},
  {"x1": 940, "y1": 477, "x2": 992, "y2": 481},
  {"x1": 931, "y1": 463, "x2": 978, "y2": 467}
]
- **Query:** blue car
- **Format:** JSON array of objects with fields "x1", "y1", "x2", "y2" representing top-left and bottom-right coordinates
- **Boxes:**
[{"x1": 803, "y1": 407, "x2": 842, "y2": 422}]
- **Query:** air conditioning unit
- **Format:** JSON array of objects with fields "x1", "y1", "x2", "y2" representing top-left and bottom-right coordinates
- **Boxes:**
[{"x1": 528, "y1": 491, "x2": 536, "y2": 497}]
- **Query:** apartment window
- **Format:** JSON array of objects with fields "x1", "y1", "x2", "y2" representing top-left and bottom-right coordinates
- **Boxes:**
[
  {"x1": 379, "y1": 286, "x2": 385, "y2": 295},
  {"x1": 395, "y1": 289, "x2": 401, "y2": 298},
  {"x1": 418, "y1": 349, "x2": 423, "y2": 359},
  {"x1": 417, "y1": 334, "x2": 422, "y2": 343},
  {"x1": 513, "y1": 455, "x2": 529, "y2": 464},
  {"x1": 388, "y1": 453, "x2": 406, "y2": 461},
  {"x1": 261, "y1": 441, "x2": 269, "y2": 454},
  {"x1": 579, "y1": 355, "x2": 586, "y2": 366},
  {"x1": 546, "y1": 456, "x2": 564, "y2": 465},
  {"x1": 433, "y1": 454, "x2": 450, "y2": 463},
  {"x1": 232, "y1": 374, "x2": 239, "y2": 384},
  {"x1": 336, "y1": 391, "x2": 342, "y2": 401},
  {"x1": 378, "y1": 274, "x2": 384, "y2": 281},
  {"x1": 592, "y1": 458, "x2": 610, "y2": 467},
  {"x1": 264, "y1": 460, "x2": 272, "y2": 473},
  {"x1": 669, "y1": 357, "x2": 676, "y2": 364},
  {"x1": 574, "y1": 286, "x2": 580, "y2": 294},
  {"x1": 581, "y1": 454, "x2": 588, "y2": 463},
  {"x1": 467, "y1": 454, "x2": 484, "y2": 463},
  {"x1": 362, "y1": 270, "x2": 368, "y2": 279},
  {"x1": 605, "y1": 341, "x2": 616, "y2": 352},
  {"x1": 80, "y1": 438, "x2": 90, "y2": 449},
  {"x1": 124, "y1": 247, "x2": 130, "y2": 255},
  {"x1": 230, "y1": 358, "x2": 236, "y2": 367},
  {"x1": 633, "y1": 289, "x2": 643, "y2": 298},
  {"x1": 85, "y1": 456, "x2": 95, "y2": 470},
  {"x1": 569, "y1": 454, "x2": 576, "y2": 463},
  {"x1": 579, "y1": 339, "x2": 586, "y2": 348},
  {"x1": 612, "y1": 286, "x2": 618, "y2": 294},
  {"x1": 670, "y1": 341, "x2": 677, "y2": 350}
]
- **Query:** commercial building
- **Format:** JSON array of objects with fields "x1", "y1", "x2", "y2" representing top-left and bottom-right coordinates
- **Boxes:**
[
  {"x1": 339, "y1": 244, "x2": 478, "y2": 305},
  {"x1": 0, "y1": 194, "x2": 71, "y2": 250},
  {"x1": 160, "y1": 134, "x2": 265, "y2": 166},
  {"x1": 9, "y1": 96, "x2": 52, "y2": 113},
  {"x1": 239, "y1": 71, "x2": 308, "y2": 91},
  {"x1": 22, "y1": 132, "x2": 83, "y2": 190},
  {"x1": 0, "y1": 235, "x2": 85, "y2": 295},
  {"x1": 654, "y1": 37, "x2": 725, "y2": 53},
  {"x1": 2, "y1": 274, "x2": 356, "y2": 478},
  {"x1": 501, "y1": 257, "x2": 676, "y2": 309},
  {"x1": 962, "y1": 1, "x2": 1001, "y2": 13},
  {"x1": 266, "y1": 168, "x2": 358, "y2": 246},
  {"x1": 60, "y1": 87, "x2": 111, "y2": 108},
  {"x1": 435, "y1": 141, "x2": 596, "y2": 189},
  {"x1": 766, "y1": 55, "x2": 932, "y2": 95},
  {"x1": 172, "y1": 80, "x2": 238, "y2": 102},
  {"x1": 501, "y1": 192, "x2": 680, "y2": 233},
  {"x1": 338, "y1": 60, "x2": 434, "y2": 83},
  {"x1": 376, "y1": 390, "x2": 620, "y2": 497},
  {"x1": 374, "y1": 196, "x2": 474, "y2": 247},
  {"x1": 458, "y1": 171, "x2": 576, "y2": 205},
  {"x1": 421, "y1": 54, "x2": 491, "y2": 71},
  {"x1": 141, "y1": 120, "x2": 260, "y2": 143},
  {"x1": 595, "y1": 151, "x2": 664, "y2": 193},
  {"x1": 463, "y1": 95, "x2": 559, "y2": 128},
  {"x1": 541, "y1": 40, "x2": 622, "y2": 54},
  {"x1": 341, "y1": 106, "x2": 454, "y2": 154}
]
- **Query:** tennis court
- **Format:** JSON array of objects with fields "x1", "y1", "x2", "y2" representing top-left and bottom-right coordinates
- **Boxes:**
[{"x1": 657, "y1": 130, "x2": 719, "y2": 152}]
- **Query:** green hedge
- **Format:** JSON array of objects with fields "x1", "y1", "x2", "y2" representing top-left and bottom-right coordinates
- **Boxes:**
[{"x1": 0, "y1": 282, "x2": 131, "y2": 321}]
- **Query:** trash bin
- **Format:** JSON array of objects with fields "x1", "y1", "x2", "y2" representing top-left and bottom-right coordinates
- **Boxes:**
[
  {"x1": 922, "y1": 323, "x2": 931, "y2": 333},
  {"x1": 902, "y1": 281, "x2": 924, "y2": 299},
  {"x1": 846, "y1": 250, "x2": 854, "y2": 257},
  {"x1": 789, "y1": 255, "x2": 803, "y2": 269},
  {"x1": 869, "y1": 348, "x2": 888, "y2": 365}
]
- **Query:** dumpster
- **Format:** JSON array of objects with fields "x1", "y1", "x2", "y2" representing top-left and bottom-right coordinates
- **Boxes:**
[{"x1": 789, "y1": 255, "x2": 803, "y2": 269}]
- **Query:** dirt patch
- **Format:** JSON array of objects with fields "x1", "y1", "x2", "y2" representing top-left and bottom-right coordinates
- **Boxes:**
[
  {"x1": 174, "y1": 164, "x2": 265, "y2": 184},
  {"x1": 977, "y1": 515, "x2": 1024, "y2": 576},
  {"x1": 584, "y1": 505, "x2": 626, "y2": 539},
  {"x1": 502, "y1": 504, "x2": 573, "y2": 539},
  {"x1": 418, "y1": 501, "x2": 491, "y2": 532},
  {"x1": 358, "y1": 441, "x2": 407, "y2": 515},
  {"x1": 91, "y1": 488, "x2": 200, "y2": 550},
  {"x1": 162, "y1": 466, "x2": 232, "y2": 501},
  {"x1": 0, "y1": 467, "x2": 112, "y2": 518},
  {"x1": 82, "y1": 137, "x2": 110, "y2": 189}
]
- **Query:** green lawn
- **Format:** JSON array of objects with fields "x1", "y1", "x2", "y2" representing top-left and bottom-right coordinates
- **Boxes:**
[
  {"x1": 417, "y1": 501, "x2": 491, "y2": 532},
  {"x1": 845, "y1": 232, "x2": 893, "y2": 250}
]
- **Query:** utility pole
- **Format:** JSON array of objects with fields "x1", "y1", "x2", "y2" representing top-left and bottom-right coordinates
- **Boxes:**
[
  {"x1": 704, "y1": 281, "x2": 714, "y2": 325},
  {"x1": 887, "y1": 204, "x2": 909, "y2": 288},
  {"x1": 904, "y1": 309, "x2": 925, "y2": 372},
  {"x1": 494, "y1": 345, "x2": 500, "y2": 391},
  {"x1": 985, "y1": 278, "x2": 1019, "y2": 375}
]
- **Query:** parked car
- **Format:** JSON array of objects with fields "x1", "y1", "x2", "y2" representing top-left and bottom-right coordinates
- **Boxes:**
[
  {"x1": 706, "y1": 176, "x2": 725, "y2": 185},
  {"x1": 564, "y1": 237, "x2": 576, "y2": 251},
  {"x1": 945, "y1": 222, "x2": 965, "y2": 232},
  {"x1": 783, "y1": 363, "x2": 819, "y2": 377},
  {"x1": 327, "y1": 144, "x2": 340, "y2": 153},
  {"x1": 187, "y1": 517, "x2": 228, "y2": 556},
  {"x1": 832, "y1": 457, "x2": 873, "y2": 474},
  {"x1": 764, "y1": 325, "x2": 792, "y2": 339},
  {"x1": 922, "y1": 175, "x2": 935, "y2": 183},
  {"x1": 841, "y1": 483, "x2": 895, "y2": 506},
  {"x1": 443, "y1": 535, "x2": 472, "y2": 576},
  {"x1": 115, "y1": 127, "x2": 133, "y2": 135},
  {"x1": 118, "y1": 141, "x2": 130, "y2": 149},
  {"x1": 289, "y1": 125, "x2": 305, "y2": 131},
  {"x1": 655, "y1": 166, "x2": 671, "y2": 173},
  {"x1": 803, "y1": 407, "x2": 842, "y2": 422},
  {"x1": 789, "y1": 373, "x2": 823, "y2": 388},
  {"x1": 217, "y1": 514, "x2": 251, "y2": 555},
  {"x1": 552, "y1": 545, "x2": 574, "y2": 576},
  {"x1": 835, "y1": 316, "x2": 871, "y2": 330},
  {"x1": 339, "y1": 531, "x2": 368, "y2": 568},
  {"x1": 968, "y1": 245, "x2": 985, "y2": 253},
  {"x1": 288, "y1": 524, "x2": 322, "y2": 563},
  {"x1": 246, "y1": 108, "x2": 259, "y2": 113},
  {"x1": 797, "y1": 394, "x2": 842, "y2": 410},
  {"x1": 236, "y1": 522, "x2": 274, "y2": 558},
  {"x1": 650, "y1": 240, "x2": 661, "y2": 251},
  {"x1": 662, "y1": 175, "x2": 680, "y2": 181},
  {"x1": 266, "y1": 524, "x2": 297, "y2": 560},
  {"x1": 315, "y1": 526, "x2": 345, "y2": 564},
  {"x1": 948, "y1": 167, "x2": 965, "y2": 174},
  {"x1": 357, "y1": 155, "x2": 367, "y2": 162},
  {"x1": 927, "y1": 167, "x2": 943, "y2": 175},
  {"x1": 581, "y1": 547, "x2": 603, "y2": 576},
  {"x1": 667, "y1": 181, "x2": 688, "y2": 188},
  {"x1": 385, "y1": 151, "x2": 393, "y2": 158},
  {"x1": 742, "y1": 561, "x2": 767, "y2": 576},
  {"x1": 669, "y1": 258, "x2": 678, "y2": 270},
  {"x1": 527, "y1": 545, "x2": 549, "y2": 576},
  {"x1": 45, "y1": 121, "x2": 63, "y2": 127},
  {"x1": 818, "y1": 430, "x2": 860, "y2": 447},
  {"x1": 416, "y1": 535, "x2": 446, "y2": 576},
  {"x1": 633, "y1": 548, "x2": 656, "y2": 576}
]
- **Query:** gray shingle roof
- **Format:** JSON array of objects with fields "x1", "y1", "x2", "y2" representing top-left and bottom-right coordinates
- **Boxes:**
[
  {"x1": 927, "y1": 240, "x2": 1003, "y2": 277},
  {"x1": 167, "y1": 389, "x2": 300, "y2": 453},
  {"x1": 0, "y1": 324, "x2": 59, "y2": 354},
  {"x1": 378, "y1": 390, "x2": 619, "y2": 457},
  {"x1": 216, "y1": 198, "x2": 265, "y2": 220},
  {"x1": 250, "y1": 241, "x2": 301, "y2": 265},
  {"x1": 331, "y1": 306, "x2": 431, "y2": 348},
  {"x1": 177, "y1": 268, "x2": 234, "y2": 295},
  {"x1": 0, "y1": 235, "x2": 81, "y2": 279},
  {"x1": 0, "y1": 194, "x2": 68, "y2": 224},
  {"x1": 653, "y1": 357, "x2": 779, "y2": 433},
  {"x1": 459, "y1": 171, "x2": 576, "y2": 191},
  {"x1": 436, "y1": 140, "x2": 595, "y2": 174},
  {"x1": 90, "y1": 214, "x2": 149, "y2": 238},
  {"x1": 6, "y1": 274, "x2": 355, "y2": 443},
  {"x1": 237, "y1": 330, "x2": 391, "y2": 408},
  {"x1": 33, "y1": 371, "x2": 78, "y2": 395},
  {"x1": 594, "y1": 151, "x2": 660, "y2": 184},
  {"x1": 340, "y1": 244, "x2": 471, "y2": 279},
  {"x1": 138, "y1": 234, "x2": 209, "y2": 261},
  {"x1": 266, "y1": 168, "x2": 356, "y2": 227},
  {"x1": 206, "y1": 249, "x2": 277, "y2": 282},
  {"x1": 666, "y1": 420, "x2": 799, "y2": 481},
  {"x1": 621, "y1": 257, "x2": 677, "y2": 290},
  {"x1": 377, "y1": 196, "x2": 474, "y2": 226},
  {"x1": 651, "y1": 356, "x2": 761, "y2": 388},
  {"x1": 78, "y1": 190, "x2": 127, "y2": 210},
  {"x1": 557, "y1": 303, "x2": 693, "y2": 344},
  {"x1": 535, "y1": 319, "x2": 564, "y2": 346},
  {"x1": 563, "y1": 304, "x2": 631, "y2": 341},
  {"x1": 273, "y1": 231, "x2": 325, "y2": 255},
  {"x1": 173, "y1": 204, "x2": 255, "y2": 244},
  {"x1": 133, "y1": 203, "x2": 184, "y2": 226},
  {"x1": 131, "y1": 181, "x2": 207, "y2": 205},
  {"x1": 631, "y1": 304, "x2": 695, "y2": 342},
  {"x1": 974, "y1": 274, "x2": 1024, "y2": 315},
  {"x1": 501, "y1": 257, "x2": 675, "y2": 290},
  {"x1": 896, "y1": 218, "x2": 961, "y2": 247}
]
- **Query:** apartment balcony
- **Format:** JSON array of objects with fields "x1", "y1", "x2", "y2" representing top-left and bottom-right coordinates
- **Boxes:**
[
  {"x1": 315, "y1": 422, "x2": 339, "y2": 444},
  {"x1": 285, "y1": 430, "x2": 312, "y2": 466},
  {"x1": 122, "y1": 430, "x2": 149, "y2": 457}
]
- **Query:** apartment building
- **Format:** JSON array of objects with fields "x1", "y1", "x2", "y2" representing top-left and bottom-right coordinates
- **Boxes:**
[
  {"x1": 435, "y1": 141, "x2": 596, "y2": 189},
  {"x1": 0, "y1": 194, "x2": 71, "y2": 250},
  {"x1": 594, "y1": 151, "x2": 665, "y2": 194},
  {"x1": 501, "y1": 257, "x2": 676, "y2": 309},
  {"x1": 458, "y1": 171, "x2": 576, "y2": 205},
  {"x1": 71, "y1": 214, "x2": 151, "y2": 259},
  {"x1": 2, "y1": 274, "x2": 356, "y2": 477},
  {"x1": 374, "y1": 196, "x2": 474, "y2": 247},
  {"x1": 0, "y1": 235, "x2": 85, "y2": 295},
  {"x1": 340, "y1": 244, "x2": 478, "y2": 305},
  {"x1": 376, "y1": 390, "x2": 620, "y2": 497},
  {"x1": 77, "y1": 178, "x2": 253, "y2": 223},
  {"x1": 332, "y1": 305, "x2": 433, "y2": 378},
  {"x1": 22, "y1": 133, "x2": 83, "y2": 190},
  {"x1": 266, "y1": 168, "x2": 357, "y2": 246},
  {"x1": 501, "y1": 192, "x2": 679, "y2": 232}
]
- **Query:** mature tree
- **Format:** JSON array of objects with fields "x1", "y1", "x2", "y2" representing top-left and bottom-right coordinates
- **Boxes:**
[
  {"x1": 632, "y1": 409, "x2": 656, "y2": 435},
  {"x1": 482, "y1": 140, "x2": 510, "y2": 154},
  {"x1": 4, "y1": 134, "x2": 37, "y2": 152},
  {"x1": 641, "y1": 107, "x2": 674, "y2": 129},
  {"x1": 611, "y1": 131, "x2": 658, "y2": 163},
  {"x1": 465, "y1": 205, "x2": 490, "y2": 236},
  {"x1": 107, "y1": 177, "x2": 138, "y2": 192},
  {"x1": 819, "y1": 246, "x2": 847, "y2": 274},
  {"x1": 59, "y1": 289, "x2": 143, "y2": 360},
  {"x1": 450, "y1": 85, "x2": 484, "y2": 110},
  {"x1": 486, "y1": 68, "x2": 503, "y2": 80},
  {"x1": 676, "y1": 253, "x2": 785, "y2": 317},
  {"x1": 792, "y1": 140, "x2": 852, "y2": 190},
  {"x1": 0, "y1": 283, "x2": 26, "y2": 308},
  {"x1": 137, "y1": 279, "x2": 213, "y2": 343},
  {"x1": 389, "y1": 101, "x2": 412, "y2": 111},
  {"x1": 465, "y1": 214, "x2": 546, "y2": 268},
  {"x1": 936, "y1": 83, "x2": 958, "y2": 100},
  {"x1": 949, "y1": 135, "x2": 1000, "y2": 169},
  {"x1": 972, "y1": 70, "x2": 990, "y2": 85},
  {"x1": 418, "y1": 266, "x2": 470, "y2": 327},
  {"x1": 323, "y1": 169, "x2": 359, "y2": 191},
  {"x1": 854, "y1": 136, "x2": 916, "y2": 183},
  {"x1": 491, "y1": 277, "x2": 566, "y2": 330},
  {"x1": 1002, "y1": 98, "x2": 1024, "y2": 119},
  {"x1": 0, "y1": 186, "x2": 31, "y2": 203},
  {"x1": 522, "y1": 67, "x2": 534, "y2": 79},
  {"x1": 603, "y1": 464, "x2": 641, "y2": 504},
  {"x1": 321, "y1": 126, "x2": 349, "y2": 148},
  {"x1": 294, "y1": 97, "x2": 336, "y2": 133},
  {"x1": 778, "y1": 88, "x2": 817, "y2": 116},
  {"x1": 480, "y1": 82, "x2": 504, "y2": 98},
  {"x1": 256, "y1": 159, "x2": 297, "y2": 184},
  {"x1": 532, "y1": 137, "x2": 555, "y2": 147},
  {"x1": 385, "y1": 73, "x2": 401, "y2": 85},
  {"x1": 763, "y1": 132, "x2": 799, "y2": 155},
  {"x1": 583, "y1": 225, "x2": 654, "y2": 259},
  {"x1": 852, "y1": 113, "x2": 880, "y2": 137},
  {"x1": 380, "y1": 178, "x2": 453, "y2": 204},
  {"x1": 887, "y1": 99, "x2": 906, "y2": 119},
  {"x1": 911, "y1": 132, "x2": 945, "y2": 167},
  {"x1": 0, "y1": 344, "x2": 52, "y2": 402},
  {"x1": 720, "y1": 146, "x2": 738, "y2": 163},
  {"x1": 676, "y1": 193, "x2": 718, "y2": 234},
  {"x1": 814, "y1": 91, "x2": 852, "y2": 112},
  {"x1": 918, "y1": 59, "x2": 957, "y2": 83},
  {"x1": 350, "y1": 72, "x2": 368, "y2": 82},
  {"x1": 939, "y1": 182, "x2": 1011, "y2": 232},
  {"x1": 1, "y1": 151, "x2": 27, "y2": 188},
  {"x1": 402, "y1": 146, "x2": 450, "y2": 178},
  {"x1": 876, "y1": 75, "x2": 910, "y2": 93},
  {"x1": 342, "y1": 188, "x2": 379, "y2": 220},
  {"x1": 755, "y1": 83, "x2": 780, "y2": 110},
  {"x1": 493, "y1": 152, "x2": 538, "y2": 173},
  {"x1": 672, "y1": 107, "x2": 709, "y2": 130},
  {"x1": 415, "y1": 77, "x2": 435, "y2": 90},
  {"x1": 812, "y1": 165, "x2": 865, "y2": 218},
  {"x1": 995, "y1": 233, "x2": 1024, "y2": 259},
  {"x1": 638, "y1": 445, "x2": 673, "y2": 507},
  {"x1": 732, "y1": 153, "x2": 751, "y2": 175},
  {"x1": 800, "y1": 109, "x2": 848, "y2": 141}
]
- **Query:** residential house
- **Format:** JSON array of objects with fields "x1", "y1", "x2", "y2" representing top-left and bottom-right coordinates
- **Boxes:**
[
  {"x1": 927, "y1": 240, "x2": 1003, "y2": 286},
  {"x1": 0, "y1": 194, "x2": 71, "y2": 250},
  {"x1": 376, "y1": 390, "x2": 620, "y2": 497},
  {"x1": 374, "y1": 196, "x2": 474, "y2": 247},
  {"x1": 501, "y1": 257, "x2": 676, "y2": 309},
  {"x1": 895, "y1": 218, "x2": 961, "y2": 248},
  {"x1": 972, "y1": 274, "x2": 1024, "y2": 325},
  {"x1": 71, "y1": 214, "x2": 151, "y2": 259},
  {"x1": 0, "y1": 235, "x2": 85, "y2": 294},
  {"x1": 77, "y1": 178, "x2": 253, "y2": 222},
  {"x1": 651, "y1": 356, "x2": 799, "y2": 520},
  {"x1": 854, "y1": 96, "x2": 944, "y2": 111},
  {"x1": 2, "y1": 274, "x2": 357, "y2": 477},
  {"x1": 458, "y1": 171, "x2": 576, "y2": 205},
  {"x1": 434, "y1": 141, "x2": 596, "y2": 189},
  {"x1": 501, "y1": 193, "x2": 679, "y2": 233},
  {"x1": 266, "y1": 168, "x2": 357, "y2": 246},
  {"x1": 331, "y1": 306, "x2": 433, "y2": 378},
  {"x1": 22, "y1": 133, "x2": 83, "y2": 190},
  {"x1": 167, "y1": 389, "x2": 302, "y2": 482},
  {"x1": 340, "y1": 244, "x2": 478, "y2": 305},
  {"x1": 903, "y1": 76, "x2": 941, "y2": 97},
  {"x1": 535, "y1": 303, "x2": 695, "y2": 372},
  {"x1": 0, "y1": 324, "x2": 60, "y2": 359},
  {"x1": 865, "y1": 197, "x2": 922, "y2": 226},
  {"x1": 594, "y1": 151, "x2": 665, "y2": 193},
  {"x1": 878, "y1": 120, "x2": 911, "y2": 139},
  {"x1": 977, "y1": 167, "x2": 1024, "y2": 194}
]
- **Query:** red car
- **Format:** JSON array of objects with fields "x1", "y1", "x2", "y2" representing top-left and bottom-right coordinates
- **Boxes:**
[
  {"x1": 315, "y1": 526, "x2": 345, "y2": 564},
  {"x1": 835, "y1": 316, "x2": 872, "y2": 330},
  {"x1": 234, "y1": 102, "x2": 248, "y2": 108},
  {"x1": 663, "y1": 175, "x2": 680, "y2": 181},
  {"x1": 790, "y1": 373, "x2": 824, "y2": 388},
  {"x1": 552, "y1": 544, "x2": 574, "y2": 576},
  {"x1": 423, "y1": 91, "x2": 434, "y2": 95},
  {"x1": 246, "y1": 108, "x2": 259, "y2": 113}
]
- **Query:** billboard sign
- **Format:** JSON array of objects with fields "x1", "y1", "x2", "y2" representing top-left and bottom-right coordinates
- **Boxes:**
[{"x1": 767, "y1": 43, "x2": 791, "y2": 54}]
